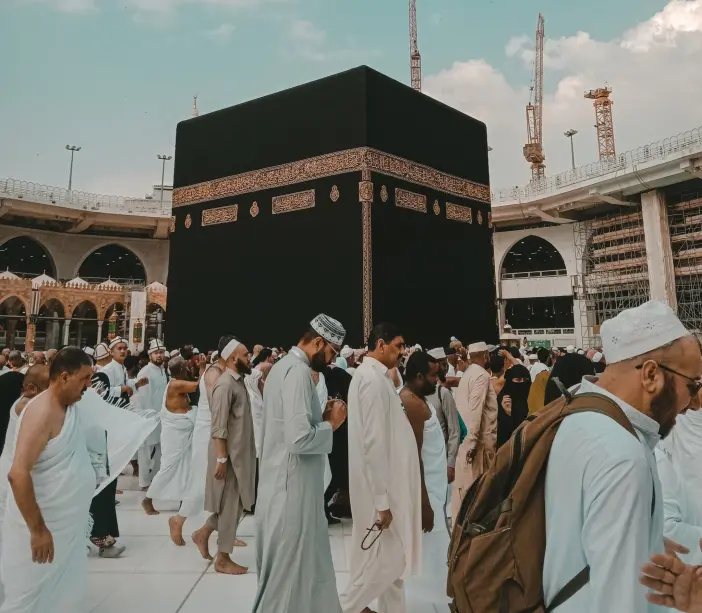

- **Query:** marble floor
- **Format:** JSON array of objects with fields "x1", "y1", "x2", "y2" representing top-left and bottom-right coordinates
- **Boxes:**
[{"x1": 86, "y1": 475, "x2": 450, "y2": 612}]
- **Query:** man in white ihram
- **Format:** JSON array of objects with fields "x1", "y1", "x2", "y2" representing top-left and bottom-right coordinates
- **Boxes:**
[
  {"x1": 543, "y1": 300, "x2": 702, "y2": 613},
  {"x1": 341, "y1": 322, "x2": 421, "y2": 613}
]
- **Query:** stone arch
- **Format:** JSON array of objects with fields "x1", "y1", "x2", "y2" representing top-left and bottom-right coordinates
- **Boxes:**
[
  {"x1": 499, "y1": 235, "x2": 567, "y2": 279},
  {"x1": 0, "y1": 235, "x2": 57, "y2": 278},
  {"x1": 75, "y1": 242, "x2": 147, "y2": 284},
  {"x1": 38, "y1": 295, "x2": 67, "y2": 317},
  {"x1": 0, "y1": 295, "x2": 28, "y2": 349},
  {"x1": 70, "y1": 300, "x2": 99, "y2": 348}
]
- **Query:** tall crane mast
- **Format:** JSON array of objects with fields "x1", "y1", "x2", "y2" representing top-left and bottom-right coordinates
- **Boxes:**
[
  {"x1": 410, "y1": 0, "x2": 422, "y2": 92},
  {"x1": 523, "y1": 14, "x2": 545, "y2": 181},
  {"x1": 585, "y1": 86, "x2": 616, "y2": 161}
]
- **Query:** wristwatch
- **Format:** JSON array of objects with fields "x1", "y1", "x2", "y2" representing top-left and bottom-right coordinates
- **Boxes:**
[{"x1": 216, "y1": 457, "x2": 228, "y2": 464}]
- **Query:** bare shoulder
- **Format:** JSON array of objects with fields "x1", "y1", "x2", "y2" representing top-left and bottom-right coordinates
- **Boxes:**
[
  {"x1": 400, "y1": 390, "x2": 430, "y2": 420},
  {"x1": 18, "y1": 393, "x2": 65, "y2": 440}
]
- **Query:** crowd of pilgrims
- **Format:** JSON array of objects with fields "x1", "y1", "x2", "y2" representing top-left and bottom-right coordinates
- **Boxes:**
[{"x1": 3, "y1": 303, "x2": 702, "y2": 611}]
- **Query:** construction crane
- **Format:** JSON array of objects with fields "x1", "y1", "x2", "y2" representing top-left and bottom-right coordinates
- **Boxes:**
[
  {"x1": 410, "y1": 0, "x2": 422, "y2": 92},
  {"x1": 585, "y1": 86, "x2": 616, "y2": 161},
  {"x1": 523, "y1": 14, "x2": 545, "y2": 181}
]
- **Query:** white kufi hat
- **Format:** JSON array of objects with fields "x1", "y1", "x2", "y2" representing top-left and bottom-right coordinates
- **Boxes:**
[{"x1": 310, "y1": 314, "x2": 345, "y2": 346}]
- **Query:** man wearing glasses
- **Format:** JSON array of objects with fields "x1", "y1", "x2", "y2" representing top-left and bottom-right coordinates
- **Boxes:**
[
  {"x1": 542, "y1": 300, "x2": 702, "y2": 613},
  {"x1": 252, "y1": 314, "x2": 347, "y2": 613}
]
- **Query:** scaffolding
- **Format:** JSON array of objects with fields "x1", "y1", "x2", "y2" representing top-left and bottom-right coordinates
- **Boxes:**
[
  {"x1": 573, "y1": 208, "x2": 651, "y2": 347},
  {"x1": 668, "y1": 194, "x2": 702, "y2": 333}
]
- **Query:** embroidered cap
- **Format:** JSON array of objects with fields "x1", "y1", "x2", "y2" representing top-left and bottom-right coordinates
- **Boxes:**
[
  {"x1": 109, "y1": 337, "x2": 127, "y2": 350},
  {"x1": 310, "y1": 314, "x2": 345, "y2": 347},
  {"x1": 170, "y1": 349, "x2": 181, "y2": 359},
  {"x1": 601, "y1": 300, "x2": 690, "y2": 364},
  {"x1": 83, "y1": 346, "x2": 95, "y2": 357},
  {"x1": 148, "y1": 339, "x2": 166, "y2": 355},
  {"x1": 94, "y1": 343, "x2": 110, "y2": 361}
]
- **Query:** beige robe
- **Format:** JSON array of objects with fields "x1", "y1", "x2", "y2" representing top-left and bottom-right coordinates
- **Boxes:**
[
  {"x1": 451, "y1": 363, "x2": 497, "y2": 520},
  {"x1": 204, "y1": 370, "x2": 256, "y2": 552}
]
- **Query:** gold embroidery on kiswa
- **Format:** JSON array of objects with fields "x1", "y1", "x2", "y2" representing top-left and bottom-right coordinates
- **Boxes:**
[
  {"x1": 433, "y1": 200, "x2": 440, "y2": 215},
  {"x1": 330, "y1": 185, "x2": 340, "y2": 202},
  {"x1": 272, "y1": 189, "x2": 315, "y2": 215},
  {"x1": 380, "y1": 185, "x2": 389, "y2": 202},
  {"x1": 358, "y1": 181, "x2": 373, "y2": 203},
  {"x1": 446, "y1": 203, "x2": 472, "y2": 223},
  {"x1": 173, "y1": 147, "x2": 490, "y2": 207},
  {"x1": 250, "y1": 202, "x2": 259, "y2": 217},
  {"x1": 477, "y1": 210, "x2": 483, "y2": 225},
  {"x1": 170, "y1": 216, "x2": 175, "y2": 233},
  {"x1": 202, "y1": 204, "x2": 238, "y2": 226},
  {"x1": 184, "y1": 214, "x2": 192, "y2": 229},
  {"x1": 395, "y1": 188, "x2": 427, "y2": 213}
]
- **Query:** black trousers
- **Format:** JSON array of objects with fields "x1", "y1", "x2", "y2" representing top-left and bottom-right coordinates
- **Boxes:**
[{"x1": 90, "y1": 479, "x2": 119, "y2": 539}]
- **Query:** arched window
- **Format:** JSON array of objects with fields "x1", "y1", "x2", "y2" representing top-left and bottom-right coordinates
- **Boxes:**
[
  {"x1": 71, "y1": 301, "x2": 98, "y2": 348},
  {"x1": 0, "y1": 236, "x2": 56, "y2": 278},
  {"x1": 37, "y1": 298, "x2": 66, "y2": 350},
  {"x1": 0, "y1": 296, "x2": 27, "y2": 349},
  {"x1": 502, "y1": 236, "x2": 566, "y2": 278},
  {"x1": 78, "y1": 244, "x2": 146, "y2": 284}
]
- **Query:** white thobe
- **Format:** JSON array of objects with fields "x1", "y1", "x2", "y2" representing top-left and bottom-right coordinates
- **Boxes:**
[
  {"x1": 99, "y1": 360, "x2": 135, "y2": 400},
  {"x1": 543, "y1": 377, "x2": 664, "y2": 613},
  {"x1": 661, "y1": 409, "x2": 702, "y2": 516},
  {"x1": 244, "y1": 368, "x2": 264, "y2": 458},
  {"x1": 133, "y1": 362, "x2": 167, "y2": 488},
  {"x1": 530, "y1": 361, "x2": 549, "y2": 382},
  {"x1": 341, "y1": 357, "x2": 421, "y2": 613},
  {"x1": 315, "y1": 373, "x2": 332, "y2": 492}
]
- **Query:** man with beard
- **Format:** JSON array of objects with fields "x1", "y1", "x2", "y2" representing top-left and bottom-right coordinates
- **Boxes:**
[
  {"x1": 192, "y1": 338, "x2": 256, "y2": 575},
  {"x1": 252, "y1": 315, "x2": 347, "y2": 613},
  {"x1": 543, "y1": 301, "x2": 702, "y2": 613}
]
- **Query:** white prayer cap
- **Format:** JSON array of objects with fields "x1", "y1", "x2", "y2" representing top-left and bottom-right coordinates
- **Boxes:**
[
  {"x1": 528, "y1": 353, "x2": 538, "y2": 360},
  {"x1": 193, "y1": 347, "x2": 200, "y2": 355},
  {"x1": 221, "y1": 339, "x2": 242, "y2": 361},
  {"x1": 340, "y1": 346, "x2": 354, "y2": 359},
  {"x1": 83, "y1": 346, "x2": 95, "y2": 357},
  {"x1": 148, "y1": 339, "x2": 166, "y2": 355},
  {"x1": 94, "y1": 343, "x2": 110, "y2": 361},
  {"x1": 577, "y1": 349, "x2": 585, "y2": 355},
  {"x1": 601, "y1": 300, "x2": 690, "y2": 364},
  {"x1": 109, "y1": 337, "x2": 127, "y2": 350},
  {"x1": 171, "y1": 349, "x2": 181, "y2": 359},
  {"x1": 427, "y1": 347, "x2": 446, "y2": 360},
  {"x1": 164, "y1": 350, "x2": 171, "y2": 359},
  {"x1": 450, "y1": 336, "x2": 458, "y2": 342},
  {"x1": 413, "y1": 344, "x2": 423, "y2": 351},
  {"x1": 310, "y1": 314, "x2": 345, "y2": 346},
  {"x1": 211, "y1": 350, "x2": 219, "y2": 361},
  {"x1": 468, "y1": 342, "x2": 489, "y2": 353},
  {"x1": 566, "y1": 345, "x2": 575, "y2": 354},
  {"x1": 592, "y1": 351, "x2": 604, "y2": 363}
]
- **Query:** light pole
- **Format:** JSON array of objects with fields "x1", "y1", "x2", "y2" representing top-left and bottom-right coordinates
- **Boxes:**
[
  {"x1": 564, "y1": 129, "x2": 578, "y2": 170},
  {"x1": 157, "y1": 154, "x2": 172, "y2": 208},
  {"x1": 65, "y1": 145, "x2": 81, "y2": 191}
]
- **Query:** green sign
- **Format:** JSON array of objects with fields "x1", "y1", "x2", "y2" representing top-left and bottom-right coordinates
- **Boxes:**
[{"x1": 527, "y1": 340, "x2": 552, "y2": 349}]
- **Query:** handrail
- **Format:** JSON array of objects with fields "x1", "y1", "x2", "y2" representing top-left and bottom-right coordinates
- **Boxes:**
[
  {"x1": 0, "y1": 178, "x2": 171, "y2": 217},
  {"x1": 501, "y1": 269, "x2": 567, "y2": 279},
  {"x1": 492, "y1": 126, "x2": 702, "y2": 204}
]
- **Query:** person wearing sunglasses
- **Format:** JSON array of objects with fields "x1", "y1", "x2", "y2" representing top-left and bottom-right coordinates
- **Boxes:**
[{"x1": 542, "y1": 300, "x2": 702, "y2": 613}]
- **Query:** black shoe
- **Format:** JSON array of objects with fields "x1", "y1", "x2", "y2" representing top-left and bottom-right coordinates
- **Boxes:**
[{"x1": 326, "y1": 514, "x2": 341, "y2": 525}]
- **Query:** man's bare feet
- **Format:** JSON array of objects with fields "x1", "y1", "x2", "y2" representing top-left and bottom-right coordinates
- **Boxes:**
[
  {"x1": 141, "y1": 497, "x2": 159, "y2": 515},
  {"x1": 169, "y1": 516, "x2": 185, "y2": 546},
  {"x1": 192, "y1": 527, "x2": 213, "y2": 561},
  {"x1": 214, "y1": 553, "x2": 248, "y2": 575},
  {"x1": 234, "y1": 538, "x2": 247, "y2": 547},
  {"x1": 116, "y1": 489, "x2": 123, "y2": 495}
]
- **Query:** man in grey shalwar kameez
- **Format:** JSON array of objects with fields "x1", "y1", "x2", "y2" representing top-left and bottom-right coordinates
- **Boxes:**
[{"x1": 252, "y1": 314, "x2": 348, "y2": 613}]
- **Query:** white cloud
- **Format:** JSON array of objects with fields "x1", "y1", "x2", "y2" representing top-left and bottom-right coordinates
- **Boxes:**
[
  {"x1": 424, "y1": 0, "x2": 702, "y2": 191},
  {"x1": 29, "y1": 0, "x2": 271, "y2": 15},
  {"x1": 288, "y1": 19, "x2": 328, "y2": 61},
  {"x1": 203, "y1": 22, "x2": 236, "y2": 44}
]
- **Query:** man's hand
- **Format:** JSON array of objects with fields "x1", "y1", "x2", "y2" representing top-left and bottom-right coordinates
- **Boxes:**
[
  {"x1": 666, "y1": 537, "x2": 691, "y2": 556},
  {"x1": 121, "y1": 385, "x2": 134, "y2": 397},
  {"x1": 422, "y1": 505, "x2": 435, "y2": 533},
  {"x1": 447, "y1": 466, "x2": 456, "y2": 484},
  {"x1": 323, "y1": 400, "x2": 347, "y2": 431},
  {"x1": 640, "y1": 550, "x2": 702, "y2": 612},
  {"x1": 376, "y1": 509, "x2": 393, "y2": 530},
  {"x1": 214, "y1": 461, "x2": 227, "y2": 480},
  {"x1": 30, "y1": 525, "x2": 54, "y2": 564},
  {"x1": 466, "y1": 447, "x2": 476, "y2": 464},
  {"x1": 135, "y1": 377, "x2": 149, "y2": 389},
  {"x1": 198, "y1": 355, "x2": 207, "y2": 374},
  {"x1": 502, "y1": 395, "x2": 512, "y2": 416}
]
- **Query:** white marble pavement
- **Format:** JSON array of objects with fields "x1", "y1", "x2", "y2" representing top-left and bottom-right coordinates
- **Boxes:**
[{"x1": 86, "y1": 475, "x2": 450, "y2": 613}]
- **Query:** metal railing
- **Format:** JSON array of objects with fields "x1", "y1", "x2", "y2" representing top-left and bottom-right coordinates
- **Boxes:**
[
  {"x1": 514, "y1": 328, "x2": 576, "y2": 336},
  {"x1": 501, "y1": 269, "x2": 567, "y2": 280},
  {"x1": 492, "y1": 126, "x2": 702, "y2": 204},
  {"x1": 0, "y1": 178, "x2": 171, "y2": 217}
]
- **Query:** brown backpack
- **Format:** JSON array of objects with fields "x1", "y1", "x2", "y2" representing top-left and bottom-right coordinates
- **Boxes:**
[{"x1": 447, "y1": 388, "x2": 640, "y2": 613}]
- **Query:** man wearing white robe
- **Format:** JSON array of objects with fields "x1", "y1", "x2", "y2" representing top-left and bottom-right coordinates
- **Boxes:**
[
  {"x1": 100, "y1": 337, "x2": 147, "y2": 404},
  {"x1": 542, "y1": 301, "x2": 702, "y2": 613},
  {"x1": 252, "y1": 315, "x2": 347, "y2": 613},
  {"x1": 341, "y1": 323, "x2": 421, "y2": 613}
]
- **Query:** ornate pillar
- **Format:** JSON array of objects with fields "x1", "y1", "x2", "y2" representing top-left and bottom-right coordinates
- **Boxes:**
[
  {"x1": 359, "y1": 166, "x2": 374, "y2": 344},
  {"x1": 157, "y1": 310, "x2": 163, "y2": 341},
  {"x1": 62, "y1": 318, "x2": 71, "y2": 347},
  {"x1": 97, "y1": 320, "x2": 104, "y2": 344},
  {"x1": 25, "y1": 317, "x2": 36, "y2": 353}
]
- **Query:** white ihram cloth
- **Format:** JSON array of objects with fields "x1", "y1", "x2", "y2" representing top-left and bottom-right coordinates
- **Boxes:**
[
  {"x1": 543, "y1": 377, "x2": 664, "y2": 613},
  {"x1": 405, "y1": 402, "x2": 451, "y2": 606},
  {"x1": 133, "y1": 362, "x2": 167, "y2": 488},
  {"x1": 0, "y1": 388, "x2": 156, "y2": 613},
  {"x1": 145, "y1": 385, "x2": 195, "y2": 502},
  {"x1": 0, "y1": 400, "x2": 22, "y2": 606},
  {"x1": 179, "y1": 371, "x2": 212, "y2": 518},
  {"x1": 244, "y1": 368, "x2": 264, "y2": 458},
  {"x1": 341, "y1": 357, "x2": 421, "y2": 613},
  {"x1": 315, "y1": 372, "x2": 332, "y2": 492},
  {"x1": 656, "y1": 410, "x2": 702, "y2": 565}
]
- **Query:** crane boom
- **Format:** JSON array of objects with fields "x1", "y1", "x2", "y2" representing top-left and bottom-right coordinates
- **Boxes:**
[
  {"x1": 410, "y1": 0, "x2": 422, "y2": 92},
  {"x1": 523, "y1": 13, "x2": 545, "y2": 181}
]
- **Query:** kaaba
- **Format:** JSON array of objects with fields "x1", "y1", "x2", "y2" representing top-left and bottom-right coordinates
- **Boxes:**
[{"x1": 167, "y1": 66, "x2": 497, "y2": 350}]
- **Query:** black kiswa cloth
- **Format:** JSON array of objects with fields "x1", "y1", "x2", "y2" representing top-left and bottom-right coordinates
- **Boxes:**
[{"x1": 0, "y1": 371, "x2": 24, "y2": 454}]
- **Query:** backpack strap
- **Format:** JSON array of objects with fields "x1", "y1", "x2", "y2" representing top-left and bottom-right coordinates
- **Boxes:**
[{"x1": 545, "y1": 567, "x2": 590, "y2": 613}]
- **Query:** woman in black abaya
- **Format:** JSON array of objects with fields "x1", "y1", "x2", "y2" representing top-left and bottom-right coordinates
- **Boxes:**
[{"x1": 496, "y1": 364, "x2": 532, "y2": 449}]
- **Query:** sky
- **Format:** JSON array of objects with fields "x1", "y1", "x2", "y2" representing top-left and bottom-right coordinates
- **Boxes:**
[{"x1": 2, "y1": 0, "x2": 700, "y2": 197}]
